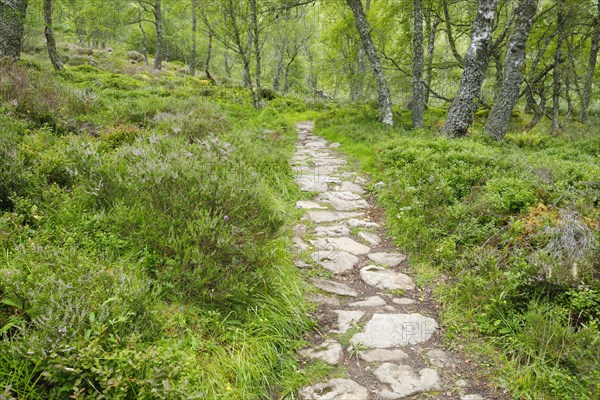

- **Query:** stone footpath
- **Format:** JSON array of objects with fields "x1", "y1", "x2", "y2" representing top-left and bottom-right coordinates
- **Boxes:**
[{"x1": 291, "y1": 122, "x2": 496, "y2": 400}]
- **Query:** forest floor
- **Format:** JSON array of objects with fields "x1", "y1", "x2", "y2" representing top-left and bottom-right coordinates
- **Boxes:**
[{"x1": 291, "y1": 122, "x2": 508, "y2": 400}]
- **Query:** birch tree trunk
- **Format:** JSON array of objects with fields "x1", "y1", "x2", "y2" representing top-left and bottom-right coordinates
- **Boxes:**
[
  {"x1": 0, "y1": 0, "x2": 28, "y2": 59},
  {"x1": 484, "y1": 0, "x2": 538, "y2": 140},
  {"x1": 205, "y1": 30, "x2": 214, "y2": 83},
  {"x1": 413, "y1": 0, "x2": 425, "y2": 128},
  {"x1": 442, "y1": 0, "x2": 499, "y2": 137},
  {"x1": 139, "y1": 16, "x2": 149, "y2": 65},
  {"x1": 552, "y1": 3, "x2": 565, "y2": 132},
  {"x1": 273, "y1": 46, "x2": 283, "y2": 92},
  {"x1": 580, "y1": 0, "x2": 600, "y2": 123},
  {"x1": 190, "y1": 0, "x2": 197, "y2": 76},
  {"x1": 425, "y1": 15, "x2": 441, "y2": 104},
  {"x1": 44, "y1": 0, "x2": 63, "y2": 71},
  {"x1": 154, "y1": 0, "x2": 164, "y2": 70},
  {"x1": 346, "y1": 0, "x2": 394, "y2": 126},
  {"x1": 250, "y1": 0, "x2": 262, "y2": 109}
]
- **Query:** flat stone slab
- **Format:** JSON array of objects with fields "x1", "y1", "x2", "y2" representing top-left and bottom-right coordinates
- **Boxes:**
[
  {"x1": 297, "y1": 177, "x2": 329, "y2": 193},
  {"x1": 358, "y1": 231, "x2": 382, "y2": 246},
  {"x1": 313, "y1": 237, "x2": 371, "y2": 256},
  {"x1": 306, "y1": 211, "x2": 363, "y2": 223},
  {"x1": 461, "y1": 395, "x2": 486, "y2": 400},
  {"x1": 358, "y1": 348, "x2": 408, "y2": 363},
  {"x1": 392, "y1": 297, "x2": 417, "y2": 305},
  {"x1": 311, "y1": 250, "x2": 359, "y2": 274},
  {"x1": 315, "y1": 225, "x2": 351, "y2": 237},
  {"x1": 349, "y1": 296, "x2": 387, "y2": 308},
  {"x1": 292, "y1": 237, "x2": 310, "y2": 252},
  {"x1": 427, "y1": 349, "x2": 454, "y2": 368},
  {"x1": 297, "y1": 200, "x2": 328, "y2": 210},
  {"x1": 374, "y1": 363, "x2": 441, "y2": 399},
  {"x1": 318, "y1": 191, "x2": 369, "y2": 211},
  {"x1": 312, "y1": 279, "x2": 358, "y2": 297},
  {"x1": 299, "y1": 379, "x2": 369, "y2": 400},
  {"x1": 367, "y1": 252, "x2": 407, "y2": 267},
  {"x1": 360, "y1": 265, "x2": 415, "y2": 291},
  {"x1": 334, "y1": 310, "x2": 365, "y2": 333},
  {"x1": 346, "y1": 219, "x2": 380, "y2": 228},
  {"x1": 308, "y1": 294, "x2": 341, "y2": 307},
  {"x1": 299, "y1": 339, "x2": 343, "y2": 365},
  {"x1": 335, "y1": 180, "x2": 365, "y2": 194},
  {"x1": 351, "y1": 313, "x2": 438, "y2": 348}
]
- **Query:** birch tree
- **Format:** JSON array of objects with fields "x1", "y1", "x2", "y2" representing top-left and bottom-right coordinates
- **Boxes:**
[
  {"x1": 443, "y1": 0, "x2": 499, "y2": 137},
  {"x1": 484, "y1": 0, "x2": 538, "y2": 140},
  {"x1": 0, "y1": 0, "x2": 28, "y2": 59},
  {"x1": 346, "y1": 0, "x2": 394, "y2": 126}
]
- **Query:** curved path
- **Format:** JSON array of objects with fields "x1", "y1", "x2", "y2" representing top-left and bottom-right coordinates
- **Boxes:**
[{"x1": 291, "y1": 122, "x2": 501, "y2": 400}]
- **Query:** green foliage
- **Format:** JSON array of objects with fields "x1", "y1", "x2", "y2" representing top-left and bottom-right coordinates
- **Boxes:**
[{"x1": 315, "y1": 107, "x2": 600, "y2": 399}]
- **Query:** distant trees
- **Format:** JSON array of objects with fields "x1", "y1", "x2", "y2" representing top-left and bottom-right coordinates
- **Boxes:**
[
  {"x1": 0, "y1": 0, "x2": 28, "y2": 59},
  {"x1": 6, "y1": 0, "x2": 600, "y2": 131}
]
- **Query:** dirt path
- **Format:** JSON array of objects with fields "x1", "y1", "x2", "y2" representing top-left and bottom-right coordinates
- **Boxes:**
[{"x1": 291, "y1": 121, "x2": 505, "y2": 400}]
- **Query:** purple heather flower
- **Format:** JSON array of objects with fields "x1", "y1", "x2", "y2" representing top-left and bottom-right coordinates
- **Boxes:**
[{"x1": 223, "y1": 215, "x2": 229, "y2": 221}]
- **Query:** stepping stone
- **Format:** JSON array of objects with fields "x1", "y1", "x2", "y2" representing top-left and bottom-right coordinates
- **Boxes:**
[
  {"x1": 312, "y1": 279, "x2": 358, "y2": 297},
  {"x1": 294, "y1": 260, "x2": 311, "y2": 269},
  {"x1": 297, "y1": 178, "x2": 328, "y2": 193},
  {"x1": 308, "y1": 294, "x2": 341, "y2": 307},
  {"x1": 358, "y1": 231, "x2": 382, "y2": 246},
  {"x1": 334, "y1": 310, "x2": 365, "y2": 333},
  {"x1": 346, "y1": 219, "x2": 380, "y2": 228},
  {"x1": 392, "y1": 297, "x2": 417, "y2": 305},
  {"x1": 461, "y1": 395, "x2": 486, "y2": 400},
  {"x1": 335, "y1": 180, "x2": 365, "y2": 194},
  {"x1": 355, "y1": 176, "x2": 367, "y2": 184},
  {"x1": 293, "y1": 224, "x2": 308, "y2": 236},
  {"x1": 360, "y1": 265, "x2": 415, "y2": 291},
  {"x1": 306, "y1": 211, "x2": 363, "y2": 223},
  {"x1": 315, "y1": 225, "x2": 350, "y2": 237},
  {"x1": 292, "y1": 237, "x2": 310, "y2": 252},
  {"x1": 299, "y1": 379, "x2": 369, "y2": 400},
  {"x1": 358, "y1": 348, "x2": 408, "y2": 363},
  {"x1": 312, "y1": 237, "x2": 371, "y2": 256},
  {"x1": 297, "y1": 200, "x2": 327, "y2": 210},
  {"x1": 318, "y1": 191, "x2": 369, "y2": 211},
  {"x1": 349, "y1": 296, "x2": 386, "y2": 308},
  {"x1": 427, "y1": 349, "x2": 454, "y2": 368},
  {"x1": 299, "y1": 339, "x2": 343, "y2": 365},
  {"x1": 374, "y1": 363, "x2": 441, "y2": 399},
  {"x1": 311, "y1": 250, "x2": 359, "y2": 274},
  {"x1": 329, "y1": 142, "x2": 341, "y2": 148},
  {"x1": 367, "y1": 252, "x2": 407, "y2": 267},
  {"x1": 351, "y1": 313, "x2": 438, "y2": 348}
]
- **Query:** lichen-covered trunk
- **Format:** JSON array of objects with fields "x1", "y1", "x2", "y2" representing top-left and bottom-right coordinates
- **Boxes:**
[
  {"x1": 412, "y1": 0, "x2": 425, "y2": 129},
  {"x1": 484, "y1": 0, "x2": 538, "y2": 140},
  {"x1": 346, "y1": 0, "x2": 393, "y2": 126},
  {"x1": 0, "y1": 0, "x2": 28, "y2": 59},
  {"x1": 424, "y1": 15, "x2": 440, "y2": 104},
  {"x1": 552, "y1": 4, "x2": 565, "y2": 132},
  {"x1": 154, "y1": 0, "x2": 164, "y2": 70},
  {"x1": 43, "y1": 0, "x2": 63, "y2": 71},
  {"x1": 273, "y1": 46, "x2": 283, "y2": 92},
  {"x1": 580, "y1": 0, "x2": 600, "y2": 123},
  {"x1": 442, "y1": 0, "x2": 498, "y2": 137},
  {"x1": 250, "y1": 0, "x2": 262, "y2": 109},
  {"x1": 189, "y1": 0, "x2": 197, "y2": 76},
  {"x1": 204, "y1": 30, "x2": 214, "y2": 83}
]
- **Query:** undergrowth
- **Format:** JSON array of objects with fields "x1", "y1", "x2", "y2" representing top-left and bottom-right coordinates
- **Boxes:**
[
  {"x1": 315, "y1": 106, "x2": 600, "y2": 399},
  {"x1": 0, "y1": 56, "x2": 317, "y2": 398}
]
